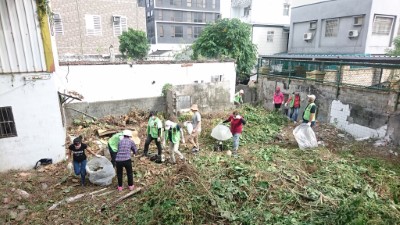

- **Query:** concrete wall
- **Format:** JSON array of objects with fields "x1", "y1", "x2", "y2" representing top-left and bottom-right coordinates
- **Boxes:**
[
  {"x1": 64, "y1": 97, "x2": 165, "y2": 125},
  {"x1": 54, "y1": 61, "x2": 236, "y2": 103},
  {"x1": 252, "y1": 26, "x2": 289, "y2": 56},
  {"x1": 0, "y1": 74, "x2": 65, "y2": 172},
  {"x1": 258, "y1": 75, "x2": 399, "y2": 139},
  {"x1": 167, "y1": 81, "x2": 232, "y2": 115},
  {"x1": 51, "y1": 0, "x2": 146, "y2": 56}
]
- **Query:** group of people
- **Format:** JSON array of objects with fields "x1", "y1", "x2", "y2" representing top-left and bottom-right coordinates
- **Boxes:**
[
  {"x1": 272, "y1": 87, "x2": 317, "y2": 127},
  {"x1": 67, "y1": 88, "x2": 316, "y2": 190}
]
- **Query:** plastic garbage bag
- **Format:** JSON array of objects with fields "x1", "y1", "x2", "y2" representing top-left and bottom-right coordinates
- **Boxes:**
[
  {"x1": 211, "y1": 124, "x2": 233, "y2": 141},
  {"x1": 85, "y1": 156, "x2": 115, "y2": 186},
  {"x1": 184, "y1": 121, "x2": 193, "y2": 135},
  {"x1": 293, "y1": 124, "x2": 318, "y2": 150}
]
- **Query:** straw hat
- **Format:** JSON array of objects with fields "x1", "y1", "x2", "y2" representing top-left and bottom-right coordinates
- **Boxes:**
[{"x1": 190, "y1": 104, "x2": 198, "y2": 111}]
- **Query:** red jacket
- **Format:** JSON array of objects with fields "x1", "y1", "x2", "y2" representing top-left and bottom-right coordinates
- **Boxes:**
[
  {"x1": 224, "y1": 115, "x2": 246, "y2": 134},
  {"x1": 286, "y1": 94, "x2": 301, "y2": 108}
]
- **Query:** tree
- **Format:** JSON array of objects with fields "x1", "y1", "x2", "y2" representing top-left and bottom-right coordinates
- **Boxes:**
[
  {"x1": 192, "y1": 18, "x2": 257, "y2": 80},
  {"x1": 387, "y1": 36, "x2": 400, "y2": 56},
  {"x1": 119, "y1": 28, "x2": 150, "y2": 60}
]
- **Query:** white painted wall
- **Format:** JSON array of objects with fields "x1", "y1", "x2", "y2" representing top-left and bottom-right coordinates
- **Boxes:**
[
  {"x1": 253, "y1": 26, "x2": 289, "y2": 55},
  {"x1": 329, "y1": 100, "x2": 387, "y2": 139},
  {"x1": 55, "y1": 62, "x2": 237, "y2": 103},
  {"x1": 0, "y1": 74, "x2": 66, "y2": 172},
  {"x1": 250, "y1": 0, "x2": 291, "y2": 25}
]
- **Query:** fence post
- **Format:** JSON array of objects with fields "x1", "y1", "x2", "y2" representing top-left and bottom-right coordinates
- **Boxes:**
[
  {"x1": 288, "y1": 61, "x2": 292, "y2": 85},
  {"x1": 336, "y1": 63, "x2": 343, "y2": 99}
]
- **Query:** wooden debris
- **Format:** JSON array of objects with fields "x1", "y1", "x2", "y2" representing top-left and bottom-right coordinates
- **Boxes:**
[
  {"x1": 97, "y1": 129, "x2": 117, "y2": 137},
  {"x1": 48, "y1": 188, "x2": 108, "y2": 211},
  {"x1": 99, "y1": 187, "x2": 142, "y2": 212}
]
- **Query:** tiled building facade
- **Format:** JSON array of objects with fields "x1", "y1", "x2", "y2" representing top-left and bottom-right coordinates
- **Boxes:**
[
  {"x1": 51, "y1": 0, "x2": 147, "y2": 56},
  {"x1": 145, "y1": 0, "x2": 221, "y2": 44}
]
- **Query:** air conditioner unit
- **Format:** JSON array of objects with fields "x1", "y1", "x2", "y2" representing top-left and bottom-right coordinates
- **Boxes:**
[
  {"x1": 348, "y1": 30, "x2": 359, "y2": 38},
  {"x1": 304, "y1": 33, "x2": 313, "y2": 41},
  {"x1": 113, "y1": 16, "x2": 120, "y2": 22}
]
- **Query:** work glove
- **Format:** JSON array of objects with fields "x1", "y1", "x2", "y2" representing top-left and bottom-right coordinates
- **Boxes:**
[
  {"x1": 95, "y1": 154, "x2": 102, "y2": 158},
  {"x1": 235, "y1": 115, "x2": 241, "y2": 119}
]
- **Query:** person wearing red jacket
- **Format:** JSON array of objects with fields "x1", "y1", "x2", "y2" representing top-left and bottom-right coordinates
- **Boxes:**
[
  {"x1": 285, "y1": 92, "x2": 301, "y2": 122},
  {"x1": 222, "y1": 111, "x2": 246, "y2": 156}
]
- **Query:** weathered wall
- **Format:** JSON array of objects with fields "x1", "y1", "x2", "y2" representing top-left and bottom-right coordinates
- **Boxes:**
[
  {"x1": 0, "y1": 74, "x2": 66, "y2": 172},
  {"x1": 258, "y1": 76, "x2": 398, "y2": 139},
  {"x1": 65, "y1": 97, "x2": 165, "y2": 125},
  {"x1": 55, "y1": 61, "x2": 236, "y2": 103},
  {"x1": 167, "y1": 81, "x2": 233, "y2": 116}
]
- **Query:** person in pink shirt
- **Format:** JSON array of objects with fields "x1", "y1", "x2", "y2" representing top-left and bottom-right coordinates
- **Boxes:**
[{"x1": 273, "y1": 87, "x2": 284, "y2": 110}]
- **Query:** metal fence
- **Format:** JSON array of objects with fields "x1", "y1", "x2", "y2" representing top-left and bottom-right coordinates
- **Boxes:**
[{"x1": 257, "y1": 58, "x2": 400, "y2": 91}]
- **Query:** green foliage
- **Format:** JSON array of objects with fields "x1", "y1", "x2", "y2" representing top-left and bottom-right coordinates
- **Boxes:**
[
  {"x1": 387, "y1": 36, "x2": 400, "y2": 56},
  {"x1": 191, "y1": 19, "x2": 257, "y2": 80},
  {"x1": 119, "y1": 28, "x2": 150, "y2": 60},
  {"x1": 161, "y1": 83, "x2": 173, "y2": 96}
]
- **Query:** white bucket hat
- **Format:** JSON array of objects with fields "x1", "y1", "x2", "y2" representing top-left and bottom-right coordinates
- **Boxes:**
[
  {"x1": 239, "y1": 89, "x2": 244, "y2": 94},
  {"x1": 165, "y1": 120, "x2": 175, "y2": 130},
  {"x1": 122, "y1": 130, "x2": 132, "y2": 137},
  {"x1": 307, "y1": 94, "x2": 316, "y2": 101}
]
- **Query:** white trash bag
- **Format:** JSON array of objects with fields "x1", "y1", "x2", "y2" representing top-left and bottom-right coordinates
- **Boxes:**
[
  {"x1": 211, "y1": 124, "x2": 233, "y2": 141},
  {"x1": 85, "y1": 156, "x2": 115, "y2": 186},
  {"x1": 183, "y1": 121, "x2": 193, "y2": 135},
  {"x1": 293, "y1": 124, "x2": 318, "y2": 150}
]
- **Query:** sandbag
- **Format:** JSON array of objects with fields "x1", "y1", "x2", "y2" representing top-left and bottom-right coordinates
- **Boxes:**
[
  {"x1": 85, "y1": 156, "x2": 115, "y2": 186},
  {"x1": 293, "y1": 124, "x2": 318, "y2": 150},
  {"x1": 211, "y1": 124, "x2": 233, "y2": 141}
]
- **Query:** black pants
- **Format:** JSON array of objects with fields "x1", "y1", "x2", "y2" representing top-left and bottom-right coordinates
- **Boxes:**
[
  {"x1": 144, "y1": 134, "x2": 162, "y2": 156},
  {"x1": 108, "y1": 144, "x2": 117, "y2": 167},
  {"x1": 116, "y1": 159, "x2": 133, "y2": 187}
]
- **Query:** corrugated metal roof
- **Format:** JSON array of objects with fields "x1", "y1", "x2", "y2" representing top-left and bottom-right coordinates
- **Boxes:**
[{"x1": 0, "y1": 0, "x2": 46, "y2": 73}]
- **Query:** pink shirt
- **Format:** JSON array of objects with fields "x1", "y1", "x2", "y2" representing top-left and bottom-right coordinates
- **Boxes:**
[{"x1": 273, "y1": 92, "x2": 284, "y2": 104}]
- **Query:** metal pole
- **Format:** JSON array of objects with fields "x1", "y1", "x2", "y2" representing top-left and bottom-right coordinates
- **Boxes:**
[{"x1": 336, "y1": 63, "x2": 342, "y2": 99}]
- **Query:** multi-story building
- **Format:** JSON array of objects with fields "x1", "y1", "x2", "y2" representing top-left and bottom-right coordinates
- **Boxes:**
[
  {"x1": 50, "y1": 0, "x2": 146, "y2": 57},
  {"x1": 229, "y1": 0, "x2": 292, "y2": 56},
  {"x1": 289, "y1": 0, "x2": 400, "y2": 55},
  {"x1": 145, "y1": 0, "x2": 221, "y2": 48}
]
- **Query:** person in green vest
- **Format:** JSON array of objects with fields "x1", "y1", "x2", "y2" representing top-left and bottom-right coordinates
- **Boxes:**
[
  {"x1": 303, "y1": 94, "x2": 317, "y2": 128},
  {"x1": 108, "y1": 132, "x2": 123, "y2": 167},
  {"x1": 285, "y1": 92, "x2": 301, "y2": 123},
  {"x1": 234, "y1": 89, "x2": 244, "y2": 107},
  {"x1": 143, "y1": 111, "x2": 163, "y2": 157},
  {"x1": 164, "y1": 120, "x2": 185, "y2": 164}
]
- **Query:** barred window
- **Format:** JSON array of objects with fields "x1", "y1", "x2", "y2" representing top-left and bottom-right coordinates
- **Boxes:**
[
  {"x1": 113, "y1": 16, "x2": 127, "y2": 36},
  {"x1": 53, "y1": 13, "x2": 64, "y2": 35},
  {"x1": 283, "y1": 3, "x2": 290, "y2": 16},
  {"x1": 173, "y1": 26, "x2": 183, "y2": 37},
  {"x1": 187, "y1": 0, "x2": 192, "y2": 7},
  {"x1": 0, "y1": 107, "x2": 17, "y2": 138},
  {"x1": 325, "y1": 19, "x2": 339, "y2": 37},
  {"x1": 187, "y1": 26, "x2": 193, "y2": 38},
  {"x1": 85, "y1": 15, "x2": 102, "y2": 36},
  {"x1": 372, "y1": 16, "x2": 394, "y2": 35},
  {"x1": 267, "y1": 31, "x2": 274, "y2": 42},
  {"x1": 158, "y1": 25, "x2": 164, "y2": 37},
  {"x1": 194, "y1": 26, "x2": 202, "y2": 38}
]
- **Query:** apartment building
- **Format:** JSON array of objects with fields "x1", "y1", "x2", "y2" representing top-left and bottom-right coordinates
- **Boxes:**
[
  {"x1": 50, "y1": 0, "x2": 146, "y2": 57},
  {"x1": 289, "y1": 0, "x2": 400, "y2": 54},
  {"x1": 228, "y1": 0, "x2": 292, "y2": 56},
  {"x1": 145, "y1": 0, "x2": 221, "y2": 46}
]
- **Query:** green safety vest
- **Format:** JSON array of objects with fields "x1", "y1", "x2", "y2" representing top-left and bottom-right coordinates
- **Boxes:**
[
  {"x1": 303, "y1": 103, "x2": 316, "y2": 121},
  {"x1": 234, "y1": 92, "x2": 242, "y2": 103},
  {"x1": 165, "y1": 125, "x2": 181, "y2": 144},
  {"x1": 289, "y1": 94, "x2": 295, "y2": 108},
  {"x1": 108, "y1": 132, "x2": 123, "y2": 152},
  {"x1": 147, "y1": 117, "x2": 161, "y2": 138}
]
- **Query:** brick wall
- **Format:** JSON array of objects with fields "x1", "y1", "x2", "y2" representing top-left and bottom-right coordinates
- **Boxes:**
[{"x1": 51, "y1": 0, "x2": 146, "y2": 56}]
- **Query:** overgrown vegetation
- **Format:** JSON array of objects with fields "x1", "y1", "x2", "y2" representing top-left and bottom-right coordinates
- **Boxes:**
[
  {"x1": 119, "y1": 28, "x2": 150, "y2": 60},
  {"x1": 191, "y1": 19, "x2": 257, "y2": 81},
  {"x1": 0, "y1": 106, "x2": 399, "y2": 224},
  {"x1": 387, "y1": 36, "x2": 400, "y2": 56}
]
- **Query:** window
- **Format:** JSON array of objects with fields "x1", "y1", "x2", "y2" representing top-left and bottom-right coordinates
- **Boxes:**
[
  {"x1": 187, "y1": 12, "x2": 192, "y2": 22},
  {"x1": 53, "y1": 13, "x2": 64, "y2": 35},
  {"x1": 354, "y1": 16, "x2": 364, "y2": 26},
  {"x1": 0, "y1": 107, "x2": 17, "y2": 138},
  {"x1": 187, "y1": 26, "x2": 193, "y2": 38},
  {"x1": 244, "y1": 6, "x2": 251, "y2": 17},
  {"x1": 195, "y1": 0, "x2": 204, "y2": 8},
  {"x1": 158, "y1": 10, "x2": 163, "y2": 20},
  {"x1": 85, "y1": 15, "x2": 102, "y2": 36},
  {"x1": 156, "y1": 0, "x2": 162, "y2": 5},
  {"x1": 158, "y1": 25, "x2": 164, "y2": 37},
  {"x1": 325, "y1": 19, "x2": 339, "y2": 37},
  {"x1": 309, "y1": 21, "x2": 317, "y2": 30},
  {"x1": 267, "y1": 31, "x2": 274, "y2": 42},
  {"x1": 212, "y1": 0, "x2": 216, "y2": 9},
  {"x1": 146, "y1": 0, "x2": 149, "y2": 7},
  {"x1": 173, "y1": 11, "x2": 183, "y2": 22},
  {"x1": 283, "y1": 3, "x2": 290, "y2": 16},
  {"x1": 194, "y1": 12, "x2": 204, "y2": 22},
  {"x1": 194, "y1": 26, "x2": 202, "y2": 38},
  {"x1": 173, "y1": 26, "x2": 183, "y2": 37},
  {"x1": 372, "y1": 16, "x2": 394, "y2": 35},
  {"x1": 170, "y1": 0, "x2": 181, "y2": 6},
  {"x1": 113, "y1": 16, "x2": 127, "y2": 36},
  {"x1": 187, "y1": 0, "x2": 192, "y2": 7},
  {"x1": 211, "y1": 75, "x2": 223, "y2": 82}
]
